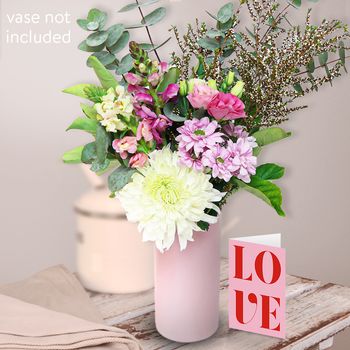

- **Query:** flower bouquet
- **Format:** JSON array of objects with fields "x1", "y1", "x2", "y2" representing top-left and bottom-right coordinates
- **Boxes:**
[{"x1": 63, "y1": 0, "x2": 349, "y2": 342}]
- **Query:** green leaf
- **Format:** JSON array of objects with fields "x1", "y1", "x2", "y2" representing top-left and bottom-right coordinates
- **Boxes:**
[
  {"x1": 86, "y1": 31, "x2": 109, "y2": 47},
  {"x1": 207, "y1": 29, "x2": 225, "y2": 38},
  {"x1": 307, "y1": 59, "x2": 315, "y2": 73},
  {"x1": 291, "y1": 0, "x2": 302, "y2": 7},
  {"x1": 87, "y1": 21, "x2": 99, "y2": 31},
  {"x1": 91, "y1": 159, "x2": 111, "y2": 173},
  {"x1": 88, "y1": 51, "x2": 116, "y2": 67},
  {"x1": 84, "y1": 85, "x2": 107, "y2": 103},
  {"x1": 108, "y1": 166, "x2": 137, "y2": 192},
  {"x1": 62, "y1": 146, "x2": 84, "y2": 164},
  {"x1": 156, "y1": 67, "x2": 180, "y2": 93},
  {"x1": 109, "y1": 31, "x2": 130, "y2": 54},
  {"x1": 77, "y1": 19, "x2": 89, "y2": 31},
  {"x1": 63, "y1": 84, "x2": 92, "y2": 99},
  {"x1": 339, "y1": 41, "x2": 346, "y2": 66},
  {"x1": 106, "y1": 24, "x2": 125, "y2": 48},
  {"x1": 255, "y1": 163, "x2": 285, "y2": 180},
  {"x1": 81, "y1": 142, "x2": 97, "y2": 164},
  {"x1": 87, "y1": 56, "x2": 118, "y2": 89},
  {"x1": 163, "y1": 102, "x2": 186, "y2": 122},
  {"x1": 81, "y1": 103, "x2": 98, "y2": 119},
  {"x1": 87, "y1": 8, "x2": 107, "y2": 29},
  {"x1": 198, "y1": 37, "x2": 221, "y2": 51},
  {"x1": 66, "y1": 117, "x2": 98, "y2": 134},
  {"x1": 318, "y1": 52, "x2": 329, "y2": 66},
  {"x1": 293, "y1": 83, "x2": 304, "y2": 94},
  {"x1": 115, "y1": 54, "x2": 134, "y2": 75},
  {"x1": 141, "y1": 7, "x2": 166, "y2": 26},
  {"x1": 233, "y1": 32, "x2": 242, "y2": 42},
  {"x1": 78, "y1": 40, "x2": 105, "y2": 52},
  {"x1": 236, "y1": 177, "x2": 285, "y2": 216},
  {"x1": 96, "y1": 159, "x2": 120, "y2": 175},
  {"x1": 217, "y1": 3, "x2": 234, "y2": 23},
  {"x1": 119, "y1": 0, "x2": 160, "y2": 12},
  {"x1": 96, "y1": 124, "x2": 110, "y2": 163},
  {"x1": 252, "y1": 127, "x2": 291, "y2": 147}
]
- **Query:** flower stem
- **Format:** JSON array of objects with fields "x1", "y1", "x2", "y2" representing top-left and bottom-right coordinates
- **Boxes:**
[{"x1": 135, "y1": 0, "x2": 161, "y2": 62}]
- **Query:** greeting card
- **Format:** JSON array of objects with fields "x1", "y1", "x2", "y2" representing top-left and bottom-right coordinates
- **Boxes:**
[{"x1": 229, "y1": 234, "x2": 286, "y2": 338}]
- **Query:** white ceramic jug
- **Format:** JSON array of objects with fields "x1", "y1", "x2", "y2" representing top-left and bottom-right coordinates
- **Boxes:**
[{"x1": 75, "y1": 166, "x2": 154, "y2": 294}]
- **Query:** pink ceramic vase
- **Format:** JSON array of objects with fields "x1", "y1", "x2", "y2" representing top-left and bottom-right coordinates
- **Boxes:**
[{"x1": 154, "y1": 223, "x2": 221, "y2": 343}]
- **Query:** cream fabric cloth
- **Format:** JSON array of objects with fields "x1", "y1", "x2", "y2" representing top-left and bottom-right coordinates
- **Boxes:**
[{"x1": 0, "y1": 266, "x2": 142, "y2": 350}]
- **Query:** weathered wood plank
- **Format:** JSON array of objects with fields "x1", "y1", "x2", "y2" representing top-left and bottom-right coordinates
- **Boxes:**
[{"x1": 91, "y1": 259, "x2": 350, "y2": 350}]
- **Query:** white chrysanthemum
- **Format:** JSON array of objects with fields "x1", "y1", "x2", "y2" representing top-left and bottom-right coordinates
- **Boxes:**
[{"x1": 117, "y1": 148, "x2": 225, "y2": 252}]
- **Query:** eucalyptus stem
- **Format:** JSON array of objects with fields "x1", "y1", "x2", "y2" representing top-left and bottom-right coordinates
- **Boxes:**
[
  {"x1": 135, "y1": 0, "x2": 161, "y2": 62},
  {"x1": 294, "y1": 56, "x2": 350, "y2": 77}
]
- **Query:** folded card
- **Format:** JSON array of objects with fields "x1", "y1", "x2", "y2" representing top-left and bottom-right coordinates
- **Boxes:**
[{"x1": 229, "y1": 234, "x2": 286, "y2": 339}]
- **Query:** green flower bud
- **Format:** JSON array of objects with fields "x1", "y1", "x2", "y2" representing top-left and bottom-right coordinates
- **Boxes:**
[
  {"x1": 208, "y1": 79, "x2": 218, "y2": 90},
  {"x1": 139, "y1": 63, "x2": 147, "y2": 73},
  {"x1": 179, "y1": 81, "x2": 188, "y2": 96},
  {"x1": 231, "y1": 81, "x2": 245, "y2": 98},
  {"x1": 225, "y1": 71, "x2": 235, "y2": 86}
]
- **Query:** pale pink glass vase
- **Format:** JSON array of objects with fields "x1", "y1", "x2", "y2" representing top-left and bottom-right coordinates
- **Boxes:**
[{"x1": 154, "y1": 223, "x2": 221, "y2": 343}]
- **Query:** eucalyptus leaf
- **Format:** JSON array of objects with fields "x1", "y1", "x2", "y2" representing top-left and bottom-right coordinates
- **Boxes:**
[
  {"x1": 91, "y1": 159, "x2": 110, "y2": 173},
  {"x1": 156, "y1": 67, "x2": 180, "y2": 93},
  {"x1": 318, "y1": 52, "x2": 329, "y2": 66},
  {"x1": 141, "y1": 7, "x2": 166, "y2": 26},
  {"x1": 207, "y1": 29, "x2": 225, "y2": 38},
  {"x1": 86, "y1": 31, "x2": 109, "y2": 47},
  {"x1": 66, "y1": 117, "x2": 98, "y2": 134},
  {"x1": 96, "y1": 124, "x2": 110, "y2": 163},
  {"x1": 255, "y1": 163, "x2": 285, "y2": 180},
  {"x1": 96, "y1": 159, "x2": 120, "y2": 176},
  {"x1": 236, "y1": 177, "x2": 285, "y2": 216},
  {"x1": 307, "y1": 59, "x2": 315, "y2": 73},
  {"x1": 252, "y1": 127, "x2": 291, "y2": 147},
  {"x1": 217, "y1": 3, "x2": 234, "y2": 24},
  {"x1": 163, "y1": 103, "x2": 187, "y2": 122},
  {"x1": 106, "y1": 24, "x2": 125, "y2": 48},
  {"x1": 116, "y1": 54, "x2": 134, "y2": 75},
  {"x1": 108, "y1": 166, "x2": 137, "y2": 192},
  {"x1": 78, "y1": 40, "x2": 105, "y2": 52},
  {"x1": 293, "y1": 83, "x2": 304, "y2": 94},
  {"x1": 87, "y1": 21, "x2": 99, "y2": 31},
  {"x1": 77, "y1": 19, "x2": 89, "y2": 31},
  {"x1": 90, "y1": 51, "x2": 116, "y2": 67},
  {"x1": 62, "y1": 146, "x2": 84, "y2": 164},
  {"x1": 339, "y1": 41, "x2": 346, "y2": 66},
  {"x1": 87, "y1": 8, "x2": 107, "y2": 29},
  {"x1": 81, "y1": 142, "x2": 97, "y2": 164},
  {"x1": 198, "y1": 37, "x2": 221, "y2": 51},
  {"x1": 87, "y1": 56, "x2": 118, "y2": 89},
  {"x1": 109, "y1": 31, "x2": 130, "y2": 54}
]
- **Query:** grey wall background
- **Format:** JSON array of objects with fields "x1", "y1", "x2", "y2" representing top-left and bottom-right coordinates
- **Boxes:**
[{"x1": 0, "y1": 0, "x2": 349, "y2": 348}]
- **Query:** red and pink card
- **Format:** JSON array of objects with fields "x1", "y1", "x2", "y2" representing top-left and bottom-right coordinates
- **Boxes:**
[{"x1": 229, "y1": 234, "x2": 286, "y2": 339}]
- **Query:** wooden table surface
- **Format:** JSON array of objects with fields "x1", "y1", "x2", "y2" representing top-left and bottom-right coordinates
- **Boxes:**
[{"x1": 90, "y1": 259, "x2": 350, "y2": 350}]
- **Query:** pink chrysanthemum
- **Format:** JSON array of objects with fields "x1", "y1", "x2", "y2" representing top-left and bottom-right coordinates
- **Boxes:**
[
  {"x1": 228, "y1": 138, "x2": 257, "y2": 183},
  {"x1": 202, "y1": 145, "x2": 234, "y2": 182},
  {"x1": 176, "y1": 117, "x2": 224, "y2": 157}
]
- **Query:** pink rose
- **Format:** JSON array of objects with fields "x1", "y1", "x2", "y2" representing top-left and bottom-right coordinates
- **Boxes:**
[
  {"x1": 187, "y1": 84, "x2": 218, "y2": 109},
  {"x1": 129, "y1": 153, "x2": 148, "y2": 168},
  {"x1": 207, "y1": 92, "x2": 246, "y2": 121},
  {"x1": 112, "y1": 136, "x2": 138, "y2": 159}
]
